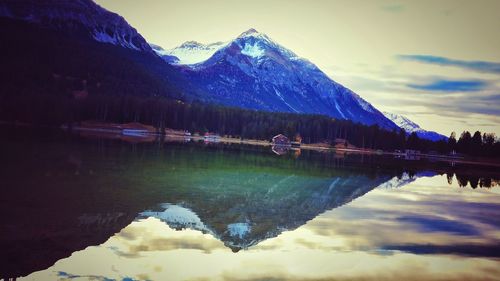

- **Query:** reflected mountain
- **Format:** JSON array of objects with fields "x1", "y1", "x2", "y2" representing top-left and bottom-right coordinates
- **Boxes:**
[
  {"x1": 137, "y1": 173, "x2": 396, "y2": 251},
  {"x1": 0, "y1": 131, "x2": 498, "y2": 279}
]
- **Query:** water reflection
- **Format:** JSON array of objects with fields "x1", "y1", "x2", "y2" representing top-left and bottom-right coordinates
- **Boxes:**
[
  {"x1": 0, "y1": 133, "x2": 499, "y2": 280},
  {"x1": 25, "y1": 176, "x2": 500, "y2": 281}
]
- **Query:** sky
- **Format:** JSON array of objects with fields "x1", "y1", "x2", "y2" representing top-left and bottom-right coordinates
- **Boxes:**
[{"x1": 95, "y1": 0, "x2": 500, "y2": 136}]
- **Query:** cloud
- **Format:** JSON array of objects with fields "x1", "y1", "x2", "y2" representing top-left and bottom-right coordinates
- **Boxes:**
[
  {"x1": 407, "y1": 79, "x2": 488, "y2": 92},
  {"x1": 57, "y1": 271, "x2": 118, "y2": 281},
  {"x1": 399, "y1": 55, "x2": 500, "y2": 74},
  {"x1": 397, "y1": 93, "x2": 500, "y2": 117}
]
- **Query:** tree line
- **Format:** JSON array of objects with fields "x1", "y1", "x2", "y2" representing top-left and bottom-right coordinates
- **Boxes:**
[{"x1": 3, "y1": 88, "x2": 499, "y2": 158}]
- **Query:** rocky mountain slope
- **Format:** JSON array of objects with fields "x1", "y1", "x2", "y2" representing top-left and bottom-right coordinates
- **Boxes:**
[
  {"x1": 156, "y1": 29, "x2": 399, "y2": 130},
  {"x1": 0, "y1": 0, "x2": 153, "y2": 53}
]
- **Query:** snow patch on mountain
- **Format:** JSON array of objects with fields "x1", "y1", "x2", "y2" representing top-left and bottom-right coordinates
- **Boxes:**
[
  {"x1": 241, "y1": 42, "x2": 265, "y2": 58},
  {"x1": 156, "y1": 41, "x2": 228, "y2": 65},
  {"x1": 227, "y1": 223, "x2": 251, "y2": 238}
]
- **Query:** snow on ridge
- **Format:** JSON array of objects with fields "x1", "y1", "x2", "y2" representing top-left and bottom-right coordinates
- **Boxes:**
[
  {"x1": 383, "y1": 112, "x2": 446, "y2": 141},
  {"x1": 237, "y1": 28, "x2": 271, "y2": 42},
  {"x1": 158, "y1": 41, "x2": 228, "y2": 65},
  {"x1": 383, "y1": 111, "x2": 420, "y2": 132}
]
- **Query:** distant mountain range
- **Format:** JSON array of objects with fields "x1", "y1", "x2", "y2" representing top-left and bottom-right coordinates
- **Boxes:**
[
  {"x1": 0, "y1": 0, "x2": 445, "y2": 141},
  {"x1": 383, "y1": 112, "x2": 446, "y2": 141},
  {"x1": 152, "y1": 41, "x2": 226, "y2": 65}
]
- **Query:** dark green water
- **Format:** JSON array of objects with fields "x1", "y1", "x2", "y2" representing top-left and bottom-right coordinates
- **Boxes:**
[{"x1": 1, "y1": 130, "x2": 499, "y2": 280}]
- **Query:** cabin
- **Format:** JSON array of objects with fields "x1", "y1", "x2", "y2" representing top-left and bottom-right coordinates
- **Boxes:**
[{"x1": 272, "y1": 134, "x2": 290, "y2": 146}]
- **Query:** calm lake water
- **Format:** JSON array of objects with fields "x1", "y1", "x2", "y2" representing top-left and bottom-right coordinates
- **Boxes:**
[{"x1": 1, "y1": 131, "x2": 499, "y2": 281}]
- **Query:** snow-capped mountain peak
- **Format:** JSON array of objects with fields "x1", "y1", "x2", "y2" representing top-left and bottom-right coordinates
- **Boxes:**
[
  {"x1": 179, "y1": 41, "x2": 205, "y2": 48},
  {"x1": 162, "y1": 29, "x2": 399, "y2": 130},
  {"x1": 237, "y1": 28, "x2": 272, "y2": 42},
  {"x1": 153, "y1": 40, "x2": 228, "y2": 65},
  {"x1": 238, "y1": 28, "x2": 260, "y2": 37},
  {"x1": 383, "y1": 112, "x2": 446, "y2": 141}
]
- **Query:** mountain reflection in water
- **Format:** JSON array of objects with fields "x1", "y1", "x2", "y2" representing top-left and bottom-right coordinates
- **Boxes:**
[{"x1": 0, "y1": 132, "x2": 499, "y2": 281}]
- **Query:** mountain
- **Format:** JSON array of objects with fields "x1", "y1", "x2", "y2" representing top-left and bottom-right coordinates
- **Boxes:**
[
  {"x1": 150, "y1": 43, "x2": 180, "y2": 64},
  {"x1": 160, "y1": 29, "x2": 399, "y2": 130},
  {"x1": 383, "y1": 112, "x2": 447, "y2": 141},
  {"x1": 152, "y1": 41, "x2": 227, "y2": 65},
  {"x1": 0, "y1": 0, "x2": 199, "y2": 125},
  {"x1": 0, "y1": 0, "x2": 153, "y2": 53}
]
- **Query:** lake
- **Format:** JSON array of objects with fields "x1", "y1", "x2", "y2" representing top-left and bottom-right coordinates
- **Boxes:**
[{"x1": 1, "y1": 130, "x2": 499, "y2": 281}]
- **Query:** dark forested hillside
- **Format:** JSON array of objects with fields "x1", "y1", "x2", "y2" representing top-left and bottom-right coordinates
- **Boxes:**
[{"x1": 0, "y1": 17, "x2": 202, "y2": 119}]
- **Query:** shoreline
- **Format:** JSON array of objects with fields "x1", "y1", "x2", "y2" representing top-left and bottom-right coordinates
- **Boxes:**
[{"x1": 2, "y1": 121, "x2": 499, "y2": 168}]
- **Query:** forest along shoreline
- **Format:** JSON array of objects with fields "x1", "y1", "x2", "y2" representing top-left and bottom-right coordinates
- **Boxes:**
[{"x1": 0, "y1": 120, "x2": 486, "y2": 168}]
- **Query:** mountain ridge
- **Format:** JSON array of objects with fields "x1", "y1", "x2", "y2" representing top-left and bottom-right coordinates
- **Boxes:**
[
  {"x1": 161, "y1": 28, "x2": 400, "y2": 130},
  {"x1": 154, "y1": 29, "x2": 446, "y2": 139},
  {"x1": 0, "y1": 0, "x2": 154, "y2": 53}
]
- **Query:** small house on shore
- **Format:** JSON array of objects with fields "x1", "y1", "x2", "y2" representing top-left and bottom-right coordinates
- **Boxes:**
[{"x1": 272, "y1": 134, "x2": 290, "y2": 146}]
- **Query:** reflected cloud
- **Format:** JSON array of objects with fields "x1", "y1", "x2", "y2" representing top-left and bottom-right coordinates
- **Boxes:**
[
  {"x1": 3, "y1": 135, "x2": 500, "y2": 281},
  {"x1": 300, "y1": 175, "x2": 500, "y2": 258},
  {"x1": 19, "y1": 173, "x2": 500, "y2": 281},
  {"x1": 383, "y1": 244, "x2": 500, "y2": 258},
  {"x1": 114, "y1": 219, "x2": 226, "y2": 257},
  {"x1": 396, "y1": 215, "x2": 480, "y2": 236}
]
